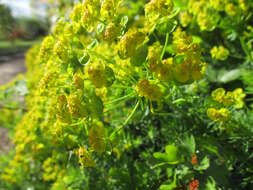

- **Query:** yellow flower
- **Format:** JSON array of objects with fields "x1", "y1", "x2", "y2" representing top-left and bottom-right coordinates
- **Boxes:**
[
  {"x1": 179, "y1": 11, "x2": 193, "y2": 27},
  {"x1": 118, "y1": 28, "x2": 145, "y2": 59},
  {"x1": 211, "y1": 88, "x2": 246, "y2": 109},
  {"x1": 210, "y1": 0, "x2": 225, "y2": 11},
  {"x1": 232, "y1": 88, "x2": 246, "y2": 109},
  {"x1": 136, "y1": 79, "x2": 162, "y2": 101},
  {"x1": 211, "y1": 88, "x2": 226, "y2": 103},
  {"x1": 207, "y1": 108, "x2": 230, "y2": 122},
  {"x1": 211, "y1": 46, "x2": 229, "y2": 61},
  {"x1": 103, "y1": 22, "x2": 120, "y2": 42},
  {"x1": 225, "y1": 3, "x2": 238, "y2": 17},
  {"x1": 145, "y1": 0, "x2": 174, "y2": 24},
  {"x1": 68, "y1": 93, "x2": 88, "y2": 118}
]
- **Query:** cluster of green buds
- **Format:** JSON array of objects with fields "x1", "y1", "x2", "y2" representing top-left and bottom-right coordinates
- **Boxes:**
[
  {"x1": 211, "y1": 88, "x2": 246, "y2": 109},
  {"x1": 136, "y1": 79, "x2": 162, "y2": 101},
  {"x1": 210, "y1": 46, "x2": 230, "y2": 61}
]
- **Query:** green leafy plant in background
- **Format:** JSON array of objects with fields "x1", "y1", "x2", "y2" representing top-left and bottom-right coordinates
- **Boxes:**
[{"x1": 0, "y1": 0, "x2": 253, "y2": 190}]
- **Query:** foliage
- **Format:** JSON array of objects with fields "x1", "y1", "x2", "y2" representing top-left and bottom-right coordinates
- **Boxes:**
[
  {"x1": 1, "y1": 0, "x2": 253, "y2": 190},
  {"x1": 0, "y1": 4, "x2": 15, "y2": 39}
]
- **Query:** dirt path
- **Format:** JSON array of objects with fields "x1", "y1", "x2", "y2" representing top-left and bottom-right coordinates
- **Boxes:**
[
  {"x1": 0, "y1": 57, "x2": 26, "y2": 86},
  {"x1": 0, "y1": 56, "x2": 26, "y2": 153}
]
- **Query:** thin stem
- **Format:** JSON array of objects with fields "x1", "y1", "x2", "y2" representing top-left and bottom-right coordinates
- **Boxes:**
[
  {"x1": 160, "y1": 33, "x2": 169, "y2": 60},
  {"x1": 123, "y1": 100, "x2": 140, "y2": 125},
  {"x1": 110, "y1": 100, "x2": 140, "y2": 139},
  {"x1": 105, "y1": 93, "x2": 135, "y2": 105}
]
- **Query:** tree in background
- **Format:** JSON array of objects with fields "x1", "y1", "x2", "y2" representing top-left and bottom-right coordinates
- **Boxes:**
[{"x1": 0, "y1": 4, "x2": 15, "y2": 40}]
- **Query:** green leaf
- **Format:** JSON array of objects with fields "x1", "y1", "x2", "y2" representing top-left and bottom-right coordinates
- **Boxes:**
[
  {"x1": 87, "y1": 39, "x2": 98, "y2": 49},
  {"x1": 153, "y1": 152, "x2": 170, "y2": 162},
  {"x1": 159, "y1": 173, "x2": 177, "y2": 190},
  {"x1": 156, "y1": 17, "x2": 177, "y2": 34},
  {"x1": 173, "y1": 54, "x2": 185, "y2": 65},
  {"x1": 173, "y1": 0, "x2": 188, "y2": 9},
  {"x1": 217, "y1": 69, "x2": 241, "y2": 83},
  {"x1": 130, "y1": 45, "x2": 148, "y2": 66},
  {"x1": 194, "y1": 156, "x2": 210, "y2": 171},
  {"x1": 79, "y1": 52, "x2": 90, "y2": 66},
  {"x1": 182, "y1": 135, "x2": 195, "y2": 154},
  {"x1": 15, "y1": 80, "x2": 28, "y2": 96},
  {"x1": 192, "y1": 36, "x2": 203, "y2": 44},
  {"x1": 205, "y1": 177, "x2": 217, "y2": 190},
  {"x1": 104, "y1": 66, "x2": 115, "y2": 87},
  {"x1": 120, "y1": 16, "x2": 128, "y2": 27},
  {"x1": 159, "y1": 184, "x2": 177, "y2": 190},
  {"x1": 97, "y1": 23, "x2": 105, "y2": 34},
  {"x1": 163, "y1": 145, "x2": 180, "y2": 164}
]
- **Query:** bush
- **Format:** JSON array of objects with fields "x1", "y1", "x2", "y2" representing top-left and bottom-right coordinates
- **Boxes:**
[{"x1": 1, "y1": 0, "x2": 253, "y2": 190}]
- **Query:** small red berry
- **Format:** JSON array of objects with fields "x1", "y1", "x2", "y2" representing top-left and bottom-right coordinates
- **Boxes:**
[
  {"x1": 191, "y1": 154, "x2": 198, "y2": 165},
  {"x1": 189, "y1": 179, "x2": 199, "y2": 190}
]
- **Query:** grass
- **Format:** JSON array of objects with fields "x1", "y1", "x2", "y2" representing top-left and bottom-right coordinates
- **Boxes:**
[{"x1": 0, "y1": 39, "x2": 41, "y2": 56}]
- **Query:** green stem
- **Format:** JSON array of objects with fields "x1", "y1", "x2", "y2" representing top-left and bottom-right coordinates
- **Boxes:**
[
  {"x1": 160, "y1": 33, "x2": 169, "y2": 60},
  {"x1": 105, "y1": 93, "x2": 135, "y2": 105},
  {"x1": 123, "y1": 100, "x2": 140, "y2": 125},
  {"x1": 110, "y1": 100, "x2": 140, "y2": 139}
]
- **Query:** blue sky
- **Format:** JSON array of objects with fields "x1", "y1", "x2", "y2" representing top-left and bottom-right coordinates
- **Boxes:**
[{"x1": 0, "y1": 0, "x2": 46, "y2": 18}]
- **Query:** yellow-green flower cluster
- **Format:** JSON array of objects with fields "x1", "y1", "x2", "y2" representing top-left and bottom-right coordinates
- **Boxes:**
[
  {"x1": 207, "y1": 88, "x2": 246, "y2": 123},
  {"x1": 207, "y1": 107, "x2": 230, "y2": 122},
  {"x1": 179, "y1": 11, "x2": 192, "y2": 27},
  {"x1": 145, "y1": 0, "x2": 174, "y2": 25},
  {"x1": 136, "y1": 79, "x2": 162, "y2": 101},
  {"x1": 210, "y1": 46, "x2": 230, "y2": 61},
  {"x1": 86, "y1": 61, "x2": 115, "y2": 88},
  {"x1": 118, "y1": 28, "x2": 145, "y2": 59},
  {"x1": 147, "y1": 28, "x2": 206, "y2": 84},
  {"x1": 211, "y1": 88, "x2": 246, "y2": 108},
  {"x1": 188, "y1": 0, "x2": 248, "y2": 31}
]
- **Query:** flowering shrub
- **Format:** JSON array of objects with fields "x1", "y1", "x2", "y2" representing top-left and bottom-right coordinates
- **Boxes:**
[{"x1": 1, "y1": 0, "x2": 253, "y2": 190}]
